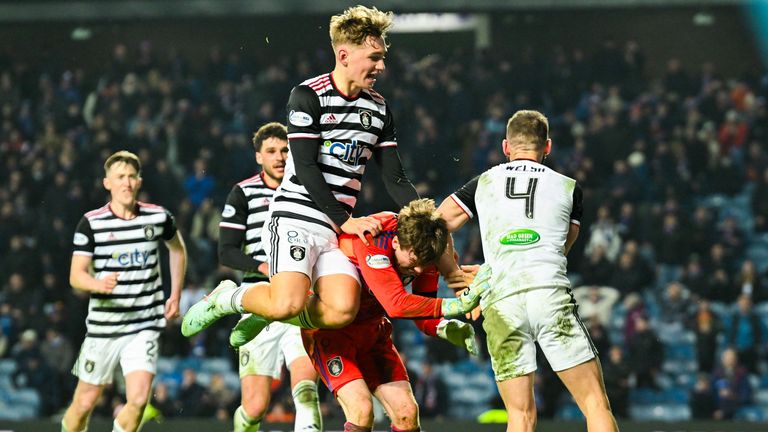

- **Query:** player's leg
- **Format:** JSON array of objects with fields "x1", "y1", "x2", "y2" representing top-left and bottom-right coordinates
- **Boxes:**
[
  {"x1": 482, "y1": 296, "x2": 538, "y2": 432},
  {"x1": 63, "y1": 337, "x2": 120, "y2": 431},
  {"x1": 336, "y1": 380, "x2": 376, "y2": 429},
  {"x1": 556, "y1": 359, "x2": 618, "y2": 432},
  {"x1": 373, "y1": 381, "x2": 420, "y2": 431},
  {"x1": 496, "y1": 374, "x2": 537, "y2": 432},
  {"x1": 62, "y1": 380, "x2": 104, "y2": 432},
  {"x1": 533, "y1": 288, "x2": 617, "y2": 431},
  {"x1": 284, "y1": 324, "x2": 322, "y2": 432},
  {"x1": 115, "y1": 370, "x2": 153, "y2": 432},
  {"x1": 115, "y1": 331, "x2": 160, "y2": 432},
  {"x1": 234, "y1": 325, "x2": 284, "y2": 431},
  {"x1": 236, "y1": 375, "x2": 272, "y2": 432}
]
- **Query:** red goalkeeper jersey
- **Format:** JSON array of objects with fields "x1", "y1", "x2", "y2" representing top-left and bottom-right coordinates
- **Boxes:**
[{"x1": 339, "y1": 212, "x2": 443, "y2": 336}]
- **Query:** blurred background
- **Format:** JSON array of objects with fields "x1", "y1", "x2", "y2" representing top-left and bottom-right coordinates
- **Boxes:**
[{"x1": 0, "y1": 0, "x2": 767, "y2": 430}]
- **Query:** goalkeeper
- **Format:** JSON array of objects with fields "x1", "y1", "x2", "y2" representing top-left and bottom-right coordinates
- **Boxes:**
[{"x1": 270, "y1": 198, "x2": 484, "y2": 432}]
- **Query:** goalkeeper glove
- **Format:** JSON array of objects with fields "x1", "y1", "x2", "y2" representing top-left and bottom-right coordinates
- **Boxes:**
[
  {"x1": 437, "y1": 319, "x2": 478, "y2": 356},
  {"x1": 440, "y1": 263, "x2": 492, "y2": 318}
]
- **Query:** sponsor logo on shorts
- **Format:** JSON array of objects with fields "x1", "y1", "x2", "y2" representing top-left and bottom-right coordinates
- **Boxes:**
[
  {"x1": 287, "y1": 230, "x2": 307, "y2": 244},
  {"x1": 85, "y1": 359, "x2": 95, "y2": 373},
  {"x1": 222, "y1": 204, "x2": 236, "y2": 218},
  {"x1": 327, "y1": 356, "x2": 343, "y2": 377},
  {"x1": 359, "y1": 109, "x2": 372, "y2": 129},
  {"x1": 290, "y1": 245, "x2": 306, "y2": 261},
  {"x1": 499, "y1": 229, "x2": 540, "y2": 246},
  {"x1": 289, "y1": 110, "x2": 313, "y2": 127},
  {"x1": 73, "y1": 232, "x2": 89, "y2": 246},
  {"x1": 365, "y1": 254, "x2": 391, "y2": 269},
  {"x1": 143, "y1": 225, "x2": 156, "y2": 240}
]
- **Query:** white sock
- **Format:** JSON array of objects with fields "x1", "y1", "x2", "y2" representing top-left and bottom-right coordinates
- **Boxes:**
[
  {"x1": 112, "y1": 419, "x2": 126, "y2": 432},
  {"x1": 292, "y1": 380, "x2": 322, "y2": 432},
  {"x1": 233, "y1": 405, "x2": 261, "y2": 432},
  {"x1": 215, "y1": 285, "x2": 248, "y2": 314}
]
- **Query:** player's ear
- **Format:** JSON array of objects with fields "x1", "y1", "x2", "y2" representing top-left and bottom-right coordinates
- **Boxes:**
[
  {"x1": 337, "y1": 46, "x2": 349, "y2": 67},
  {"x1": 103, "y1": 176, "x2": 110, "y2": 191},
  {"x1": 392, "y1": 235, "x2": 400, "y2": 250},
  {"x1": 255, "y1": 151, "x2": 264, "y2": 166},
  {"x1": 544, "y1": 138, "x2": 552, "y2": 156},
  {"x1": 502, "y1": 139, "x2": 511, "y2": 157}
]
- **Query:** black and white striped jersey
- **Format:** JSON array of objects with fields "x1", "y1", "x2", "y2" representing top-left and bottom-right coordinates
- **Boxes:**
[
  {"x1": 219, "y1": 173, "x2": 273, "y2": 283},
  {"x1": 72, "y1": 202, "x2": 177, "y2": 338},
  {"x1": 272, "y1": 73, "x2": 397, "y2": 233}
]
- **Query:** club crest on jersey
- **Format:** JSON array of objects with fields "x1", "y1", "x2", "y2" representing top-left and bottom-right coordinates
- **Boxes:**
[
  {"x1": 359, "y1": 110, "x2": 372, "y2": 129},
  {"x1": 143, "y1": 225, "x2": 156, "y2": 240},
  {"x1": 290, "y1": 245, "x2": 306, "y2": 261},
  {"x1": 327, "y1": 356, "x2": 343, "y2": 377},
  {"x1": 85, "y1": 359, "x2": 95, "y2": 373}
]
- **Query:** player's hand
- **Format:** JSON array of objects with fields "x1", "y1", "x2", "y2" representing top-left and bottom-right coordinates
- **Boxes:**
[
  {"x1": 95, "y1": 272, "x2": 119, "y2": 293},
  {"x1": 340, "y1": 216, "x2": 382, "y2": 245},
  {"x1": 437, "y1": 319, "x2": 478, "y2": 356},
  {"x1": 460, "y1": 264, "x2": 481, "y2": 286},
  {"x1": 444, "y1": 269, "x2": 468, "y2": 291},
  {"x1": 164, "y1": 297, "x2": 180, "y2": 320}
]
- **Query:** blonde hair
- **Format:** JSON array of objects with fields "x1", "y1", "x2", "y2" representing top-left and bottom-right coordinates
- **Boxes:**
[
  {"x1": 506, "y1": 110, "x2": 549, "y2": 151},
  {"x1": 104, "y1": 150, "x2": 141, "y2": 175},
  {"x1": 329, "y1": 5, "x2": 393, "y2": 48},
  {"x1": 397, "y1": 198, "x2": 448, "y2": 266}
]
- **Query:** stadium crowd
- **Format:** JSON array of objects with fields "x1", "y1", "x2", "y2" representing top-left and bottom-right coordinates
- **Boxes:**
[{"x1": 1, "y1": 35, "x2": 768, "y2": 423}]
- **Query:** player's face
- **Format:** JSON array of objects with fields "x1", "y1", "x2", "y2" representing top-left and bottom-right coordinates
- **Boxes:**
[
  {"x1": 103, "y1": 162, "x2": 141, "y2": 207},
  {"x1": 256, "y1": 137, "x2": 289, "y2": 184},
  {"x1": 393, "y1": 244, "x2": 424, "y2": 277},
  {"x1": 344, "y1": 35, "x2": 386, "y2": 92}
]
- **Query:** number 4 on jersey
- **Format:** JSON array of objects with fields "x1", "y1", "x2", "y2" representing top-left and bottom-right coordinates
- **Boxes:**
[{"x1": 505, "y1": 177, "x2": 538, "y2": 219}]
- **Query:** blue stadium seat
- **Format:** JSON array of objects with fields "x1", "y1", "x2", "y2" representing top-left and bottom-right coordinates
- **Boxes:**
[
  {"x1": 755, "y1": 389, "x2": 768, "y2": 406},
  {"x1": 629, "y1": 403, "x2": 690, "y2": 421},
  {"x1": 0, "y1": 359, "x2": 16, "y2": 375},
  {"x1": 201, "y1": 358, "x2": 231, "y2": 374},
  {"x1": 734, "y1": 405, "x2": 768, "y2": 421},
  {"x1": 555, "y1": 402, "x2": 584, "y2": 420}
]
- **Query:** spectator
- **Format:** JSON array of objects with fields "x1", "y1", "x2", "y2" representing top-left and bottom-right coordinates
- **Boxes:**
[
  {"x1": 627, "y1": 314, "x2": 663, "y2": 389},
  {"x1": 152, "y1": 382, "x2": 178, "y2": 419},
  {"x1": 184, "y1": 158, "x2": 215, "y2": 208},
  {"x1": 658, "y1": 282, "x2": 692, "y2": 325},
  {"x1": 602, "y1": 346, "x2": 631, "y2": 419},
  {"x1": 573, "y1": 285, "x2": 620, "y2": 327},
  {"x1": 712, "y1": 348, "x2": 752, "y2": 420},
  {"x1": 585, "y1": 205, "x2": 623, "y2": 262},
  {"x1": 580, "y1": 244, "x2": 615, "y2": 286},
  {"x1": 727, "y1": 294, "x2": 765, "y2": 374},
  {"x1": 733, "y1": 260, "x2": 765, "y2": 304},
  {"x1": 412, "y1": 363, "x2": 449, "y2": 419},
  {"x1": 687, "y1": 300, "x2": 723, "y2": 374},
  {"x1": 176, "y1": 368, "x2": 215, "y2": 417},
  {"x1": 690, "y1": 373, "x2": 716, "y2": 419}
]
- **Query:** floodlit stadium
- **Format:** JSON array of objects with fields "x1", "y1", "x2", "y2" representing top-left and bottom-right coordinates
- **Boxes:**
[{"x1": 0, "y1": 0, "x2": 767, "y2": 431}]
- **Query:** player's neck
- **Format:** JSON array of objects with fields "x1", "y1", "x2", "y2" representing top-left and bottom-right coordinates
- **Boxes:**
[
  {"x1": 261, "y1": 171, "x2": 281, "y2": 189},
  {"x1": 330, "y1": 69, "x2": 361, "y2": 99},
  {"x1": 507, "y1": 151, "x2": 543, "y2": 163},
  {"x1": 109, "y1": 200, "x2": 138, "y2": 220}
]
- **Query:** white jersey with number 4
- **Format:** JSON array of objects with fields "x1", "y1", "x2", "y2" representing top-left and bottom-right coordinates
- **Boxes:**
[{"x1": 450, "y1": 159, "x2": 583, "y2": 309}]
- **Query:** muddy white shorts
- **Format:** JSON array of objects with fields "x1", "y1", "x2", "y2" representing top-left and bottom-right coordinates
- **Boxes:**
[{"x1": 72, "y1": 330, "x2": 159, "y2": 385}]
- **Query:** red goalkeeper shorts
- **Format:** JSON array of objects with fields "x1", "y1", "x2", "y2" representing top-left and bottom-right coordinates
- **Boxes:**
[{"x1": 301, "y1": 317, "x2": 409, "y2": 395}]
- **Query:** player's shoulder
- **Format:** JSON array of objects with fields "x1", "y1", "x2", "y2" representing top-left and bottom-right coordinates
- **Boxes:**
[
  {"x1": 83, "y1": 203, "x2": 111, "y2": 220},
  {"x1": 362, "y1": 88, "x2": 386, "y2": 105},
  {"x1": 297, "y1": 73, "x2": 332, "y2": 96},
  {"x1": 371, "y1": 211, "x2": 397, "y2": 227},
  {"x1": 237, "y1": 173, "x2": 264, "y2": 188},
  {"x1": 138, "y1": 201, "x2": 170, "y2": 215}
]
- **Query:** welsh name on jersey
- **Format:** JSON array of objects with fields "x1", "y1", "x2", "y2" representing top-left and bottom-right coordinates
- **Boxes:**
[
  {"x1": 220, "y1": 173, "x2": 274, "y2": 283},
  {"x1": 72, "y1": 202, "x2": 177, "y2": 338},
  {"x1": 452, "y1": 160, "x2": 583, "y2": 309},
  {"x1": 271, "y1": 73, "x2": 396, "y2": 233}
]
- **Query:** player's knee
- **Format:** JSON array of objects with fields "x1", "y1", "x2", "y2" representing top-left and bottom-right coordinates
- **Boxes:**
[
  {"x1": 71, "y1": 396, "x2": 97, "y2": 417},
  {"x1": 242, "y1": 398, "x2": 269, "y2": 419},
  {"x1": 509, "y1": 406, "x2": 537, "y2": 427},
  {"x1": 349, "y1": 399, "x2": 375, "y2": 425},
  {"x1": 323, "y1": 309, "x2": 356, "y2": 328},
  {"x1": 267, "y1": 297, "x2": 306, "y2": 321},
  {"x1": 391, "y1": 400, "x2": 419, "y2": 429}
]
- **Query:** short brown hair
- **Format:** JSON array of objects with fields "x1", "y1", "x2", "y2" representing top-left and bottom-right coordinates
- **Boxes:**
[
  {"x1": 104, "y1": 150, "x2": 141, "y2": 175},
  {"x1": 396, "y1": 198, "x2": 448, "y2": 266},
  {"x1": 329, "y1": 5, "x2": 393, "y2": 48},
  {"x1": 252, "y1": 122, "x2": 287, "y2": 152},
  {"x1": 506, "y1": 110, "x2": 549, "y2": 151}
]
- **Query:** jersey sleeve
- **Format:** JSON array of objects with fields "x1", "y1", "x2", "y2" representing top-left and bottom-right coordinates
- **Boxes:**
[
  {"x1": 351, "y1": 239, "x2": 442, "y2": 319},
  {"x1": 376, "y1": 106, "x2": 397, "y2": 148},
  {"x1": 219, "y1": 185, "x2": 248, "y2": 231},
  {"x1": 410, "y1": 269, "x2": 441, "y2": 336},
  {"x1": 72, "y1": 217, "x2": 95, "y2": 256},
  {"x1": 286, "y1": 85, "x2": 322, "y2": 139},
  {"x1": 570, "y1": 182, "x2": 583, "y2": 225},
  {"x1": 450, "y1": 175, "x2": 480, "y2": 218},
  {"x1": 161, "y1": 209, "x2": 178, "y2": 241}
]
